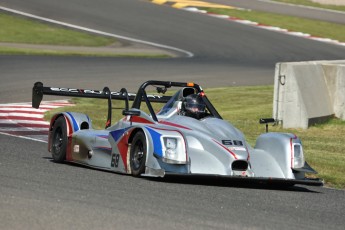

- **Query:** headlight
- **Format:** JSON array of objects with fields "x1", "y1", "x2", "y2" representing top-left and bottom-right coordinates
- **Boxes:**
[
  {"x1": 166, "y1": 138, "x2": 177, "y2": 149},
  {"x1": 162, "y1": 137, "x2": 187, "y2": 164},
  {"x1": 292, "y1": 143, "x2": 304, "y2": 169}
]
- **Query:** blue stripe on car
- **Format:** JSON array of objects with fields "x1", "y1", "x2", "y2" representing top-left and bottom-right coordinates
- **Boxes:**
[
  {"x1": 96, "y1": 135, "x2": 108, "y2": 139},
  {"x1": 110, "y1": 128, "x2": 129, "y2": 142},
  {"x1": 66, "y1": 112, "x2": 79, "y2": 132},
  {"x1": 146, "y1": 127, "x2": 163, "y2": 157},
  {"x1": 94, "y1": 146, "x2": 112, "y2": 154}
]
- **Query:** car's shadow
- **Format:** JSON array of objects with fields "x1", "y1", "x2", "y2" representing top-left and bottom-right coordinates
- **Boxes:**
[
  {"x1": 146, "y1": 175, "x2": 321, "y2": 193},
  {"x1": 44, "y1": 157, "x2": 321, "y2": 193}
]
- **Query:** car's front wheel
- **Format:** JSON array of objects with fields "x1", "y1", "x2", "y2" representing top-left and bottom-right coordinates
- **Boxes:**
[
  {"x1": 51, "y1": 116, "x2": 68, "y2": 163},
  {"x1": 130, "y1": 131, "x2": 147, "y2": 176}
]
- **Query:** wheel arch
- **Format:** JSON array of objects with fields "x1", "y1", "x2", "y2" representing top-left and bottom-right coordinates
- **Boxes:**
[
  {"x1": 127, "y1": 127, "x2": 144, "y2": 145},
  {"x1": 48, "y1": 113, "x2": 68, "y2": 152},
  {"x1": 127, "y1": 127, "x2": 159, "y2": 176},
  {"x1": 128, "y1": 127, "x2": 152, "y2": 162},
  {"x1": 127, "y1": 127, "x2": 151, "y2": 176},
  {"x1": 48, "y1": 112, "x2": 91, "y2": 151},
  {"x1": 253, "y1": 132, "x2": 302, "y2": 179}
]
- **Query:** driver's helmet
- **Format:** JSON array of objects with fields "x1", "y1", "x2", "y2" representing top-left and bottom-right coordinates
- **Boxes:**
[{"x1": 181, "y1": 94, "x2": 206, "y2": 119}]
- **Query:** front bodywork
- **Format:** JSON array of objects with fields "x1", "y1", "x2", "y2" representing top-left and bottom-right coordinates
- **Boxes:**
[{"x1": 35, "y1": 80, "x2": 323, "y2": 186}]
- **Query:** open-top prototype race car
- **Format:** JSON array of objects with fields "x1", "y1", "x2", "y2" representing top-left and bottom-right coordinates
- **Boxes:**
[{"x1": 32, "y1": 80, "x2": 323, "y2": 186}]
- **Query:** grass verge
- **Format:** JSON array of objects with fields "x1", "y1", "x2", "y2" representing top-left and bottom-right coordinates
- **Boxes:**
[
  {"x1": 273, "y1": 0, "x2": 345, "y2": 12},
  {"x1": 0, "y1": 13, "x2": 116, "y2": 46},
  {"x1": 205, "y1": 7, "x2": 345, "y2": 42},
  {"x1": 0, "y1": 46, "x2": 170, "y2": 58},
  {"x1": 44, "y1": 85, "x2": 345, "y2": 189},
  {"x1": 0, "y1": 12, "x2": 169, "y2": 58}
]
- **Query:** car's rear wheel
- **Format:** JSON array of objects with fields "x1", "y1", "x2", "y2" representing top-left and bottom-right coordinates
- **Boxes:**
[
  {"x1": 130, "y1": 131, "x2": 147, "y2": 176},
  {"x1": 51, "y1": 116, "x2": 68, "y2": 163}
]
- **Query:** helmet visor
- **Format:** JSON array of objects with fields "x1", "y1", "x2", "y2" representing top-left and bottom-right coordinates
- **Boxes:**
[{"x1": 186, "y1": 103, "x2": 205, "y2": 113}]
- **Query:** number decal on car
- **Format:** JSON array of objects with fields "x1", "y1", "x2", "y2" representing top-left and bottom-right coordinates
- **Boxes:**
[
  {"x1": 222, "y1": 140, "x2": 243, "y2": 146},
  {"x1": 111, "y1": 154, "x2": 120, "y2": 167}
]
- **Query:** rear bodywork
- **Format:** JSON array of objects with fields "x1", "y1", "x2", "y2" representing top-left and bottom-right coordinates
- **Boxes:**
[{"x1": 33, "y1": 80, "x2": 323, "y2": 186}]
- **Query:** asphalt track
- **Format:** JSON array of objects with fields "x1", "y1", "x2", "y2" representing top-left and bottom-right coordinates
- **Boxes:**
[
  {"x1": 0, "y1": 0, "x2": 345, "y2": 229},
  {"x1": 0, "y1": 0, "x2": 345, "y2": 103}
]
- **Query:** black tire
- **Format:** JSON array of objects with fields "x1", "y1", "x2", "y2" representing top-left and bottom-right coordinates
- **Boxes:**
[
  {"x1": 51, "y1": 116, "x2": 68, "y2": 163},
  {"x1": 130, "y1": 131, "x2": 147, "y2": 176}
]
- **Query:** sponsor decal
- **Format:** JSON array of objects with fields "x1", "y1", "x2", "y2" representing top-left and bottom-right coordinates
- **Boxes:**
[
  {"x1": 50, "y1": 87, "x2": 163, "y2": 99},
  {"x1": 228, "y1": 147, "x2": 246, "y2": 151},
  {"x1": 73, "y1": 145, "x2": 80, "y2": 153}
]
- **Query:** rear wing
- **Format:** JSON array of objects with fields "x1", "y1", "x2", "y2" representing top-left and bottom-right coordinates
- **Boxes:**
[
  {"x1": 32, "y1": 81, "x2": 171, "y2": 128},
  {"x1": 32, "y1": 80, "x2": 222, "y2": 126},
  {"x1": 32, "y1": 82, "x2": 171, "y2": 109}
]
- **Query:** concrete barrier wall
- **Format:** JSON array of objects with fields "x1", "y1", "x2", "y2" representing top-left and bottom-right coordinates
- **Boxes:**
[
  {"x1": 273, "y1": 60, "x2": 345, "y2": 129},
  {"x1": 323, "y1": 64, "x2": 345, "y2": 120}
]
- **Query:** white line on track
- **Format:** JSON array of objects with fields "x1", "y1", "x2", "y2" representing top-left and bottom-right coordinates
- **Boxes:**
[
  {"x1": 0, "y1": 101, "x2": 73, "y2": 142},
  {"x1": 0, "y1": 104, "x2": 69, "y2": 108},
  {"x1": 184, "y1": 7, "x2": 345, "y2": 47},
  {"x1": 0, "y1": 131, "x2": 48, "y2": 143},
  {"x1": 0, "y1": 113, "x2": 44, "y2": 118},
  {"x1": 0, "y1": 120, "x2": 49, "y2": 124},
  {"x1": 0, "y1": 108, "x2": 48, "y2": 112},
  {"x1": 0, "y1": 6, "x2": 194, "y2": 58},
  {"x1": 0, "y1": 127, "x2": 48, "y2": 131},
  {"x1": 258, "y1": 0, "x2": 345, "y2": 14}
]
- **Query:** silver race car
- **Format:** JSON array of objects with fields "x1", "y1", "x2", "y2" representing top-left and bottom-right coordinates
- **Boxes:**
[{"x1": 32, "y1": 80, "x2": 323, "y2": 186}]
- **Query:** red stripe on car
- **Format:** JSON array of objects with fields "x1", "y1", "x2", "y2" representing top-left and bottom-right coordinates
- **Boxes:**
[
  {"x1": 159, "y1": 120, "x2": 192, "y2": 130},
  {"x1": 213, "y1": 139, "x2": 238, "y2": 159},
  {"x1": 129, "y1": 116, "x2": 155, "y2": 124}
]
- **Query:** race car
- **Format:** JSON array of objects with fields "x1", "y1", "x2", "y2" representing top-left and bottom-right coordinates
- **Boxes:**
[{"x1": 32, "y1": 80, "x2": 323, "y2": 186}]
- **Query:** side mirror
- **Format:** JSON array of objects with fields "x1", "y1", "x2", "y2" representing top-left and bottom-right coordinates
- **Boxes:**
[
  {"x1": 259, "y1": 118, "x2": 276, "y2": 133},
  {"x1": 122, "y1": 109, "x2": 141, "y2": 116}
]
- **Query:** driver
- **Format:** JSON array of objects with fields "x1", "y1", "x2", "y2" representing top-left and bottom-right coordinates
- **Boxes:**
[{"x1": 179, "y1": 94, "x2": 206, "y2": 119}]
